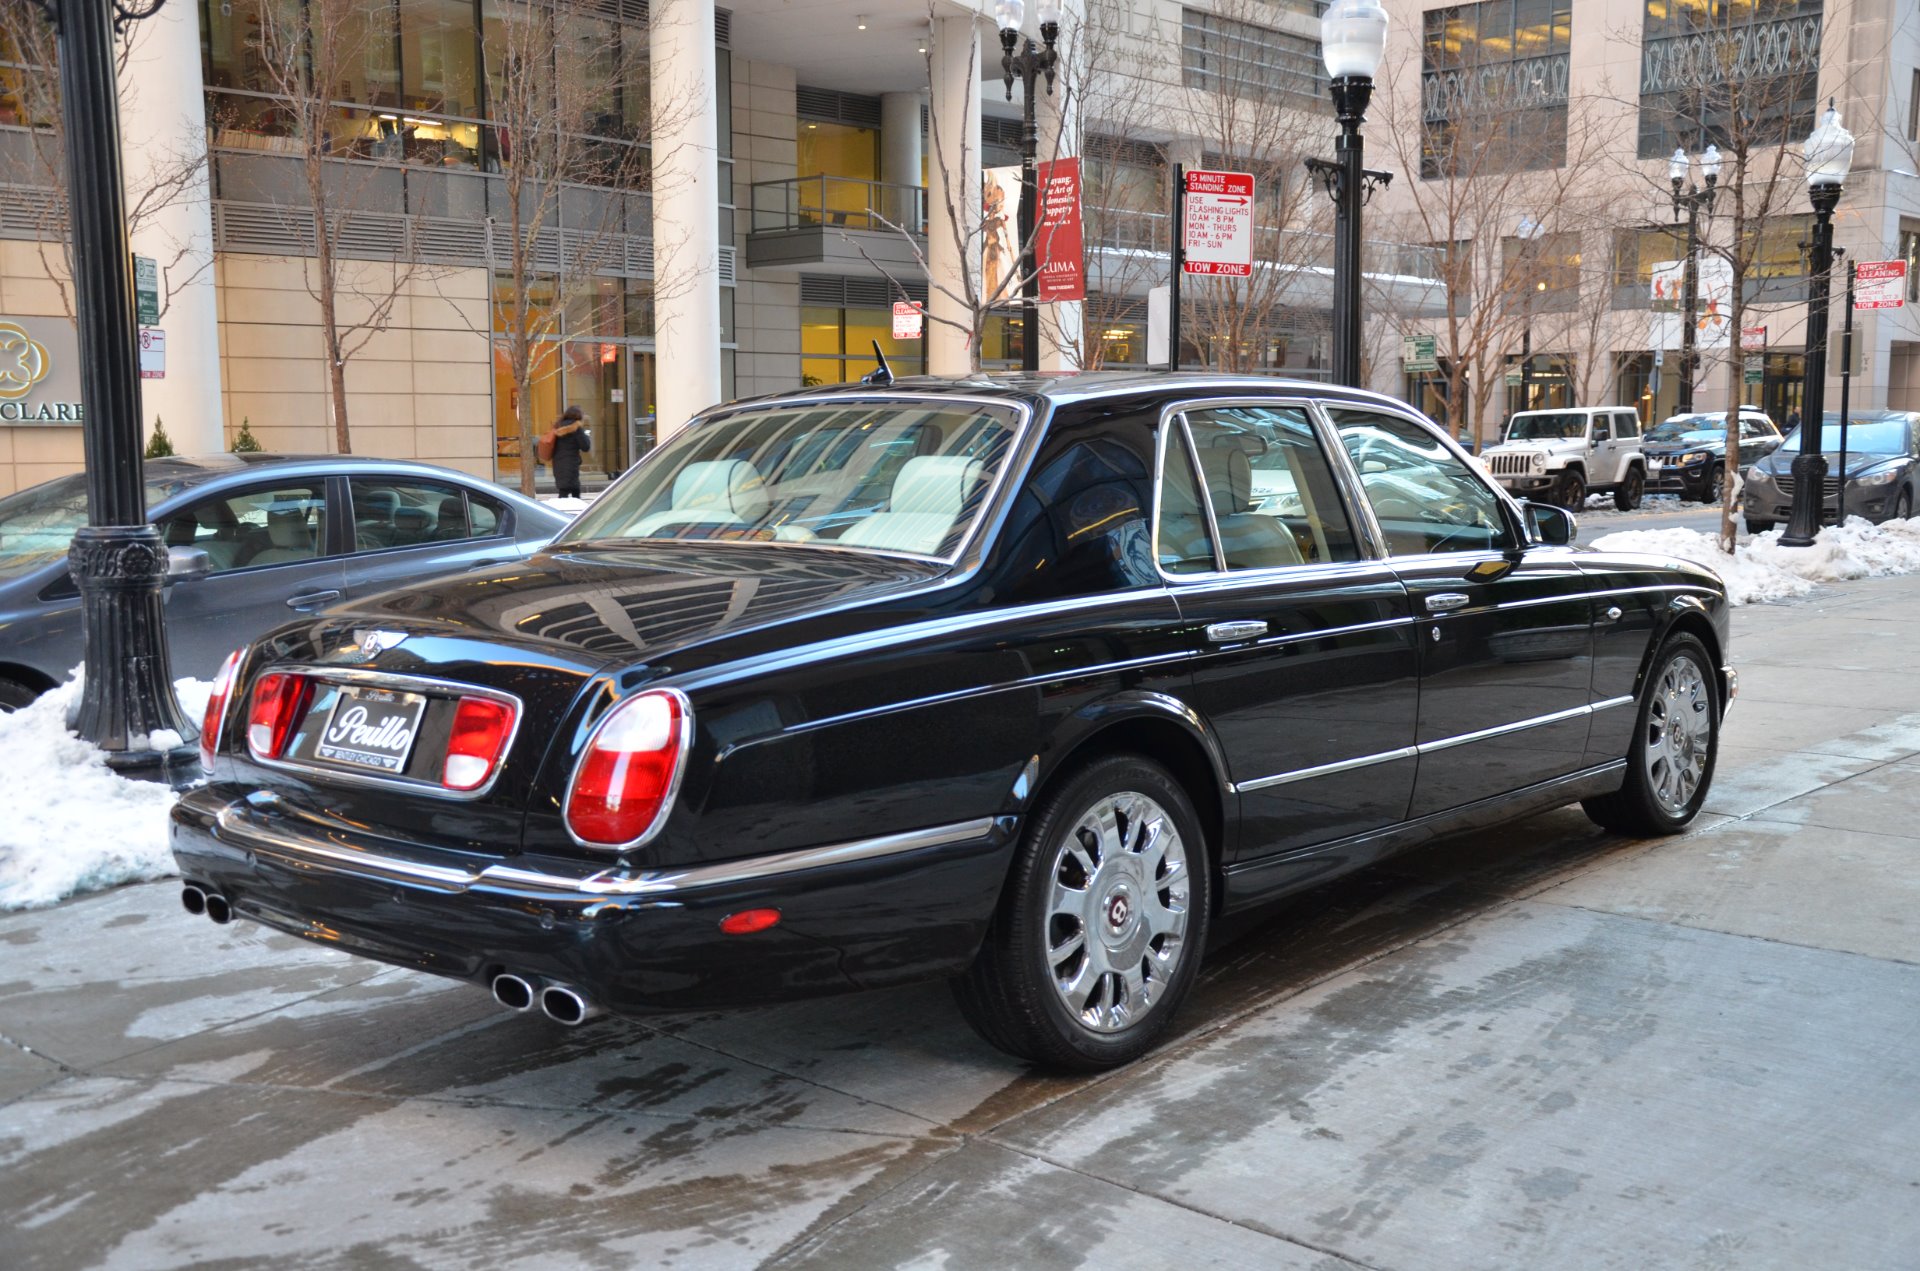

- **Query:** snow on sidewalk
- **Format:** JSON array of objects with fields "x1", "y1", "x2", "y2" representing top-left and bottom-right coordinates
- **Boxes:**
[
  {"x1": 0, "y1": 674, "x2": 211, "y2": 911},
  {"x1": 1589, "y1": 516, "x2": 1920, "y2": 605}
]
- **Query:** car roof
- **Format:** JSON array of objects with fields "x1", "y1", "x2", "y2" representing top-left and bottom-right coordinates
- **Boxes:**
[
  {"x1": 718, "y1": 370, "x2": 1426, "y2": 417},
  {"x1": 141, "y1": 454, "x2": 551, "y2": 508}
]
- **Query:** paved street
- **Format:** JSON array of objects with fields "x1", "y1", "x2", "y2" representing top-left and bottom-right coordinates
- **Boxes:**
[{"x1": 5, "y1": 565, "x2": 1920, "y2": 1270}]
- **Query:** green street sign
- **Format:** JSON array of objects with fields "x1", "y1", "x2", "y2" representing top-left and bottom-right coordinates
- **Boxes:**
[
  {"x1": 1401, "y1": 333, "x2": 1438, "y2": 373},
  {"x1": 1743, "y1": 354, "x2": 1764, "y2": 386},
  {"x1": 133, "y1": 255, "x2": 160, "y2": 326}
]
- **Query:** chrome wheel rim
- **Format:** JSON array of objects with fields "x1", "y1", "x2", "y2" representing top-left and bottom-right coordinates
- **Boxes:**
[
  {"x1": 1045, "y1": 792, "x2": 1191, "y2": 1034},
  {"x1": 1645, "y1": 652, "x2": 1712, "y2": 815}
]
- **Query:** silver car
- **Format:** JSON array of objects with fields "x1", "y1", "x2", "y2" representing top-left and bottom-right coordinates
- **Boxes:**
[{"x1": 0, "y1": 454, "x2": 569, "y2": 708}]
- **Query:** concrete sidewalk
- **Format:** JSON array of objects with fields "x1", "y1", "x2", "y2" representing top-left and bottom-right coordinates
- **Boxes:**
[{"x1": 5, "y1": 575, "x2": 1920, "y2": 1270}]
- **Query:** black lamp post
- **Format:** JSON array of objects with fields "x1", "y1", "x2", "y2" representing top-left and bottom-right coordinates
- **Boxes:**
[
  {"x1": 1306, "y1": 0, "x2": 1391, "y2": 389},
  {"x1": 995, "y1": 0, "x2": 1060, "y2": 375},
  {"x1": 28, "y1": 0, "x2": 198, "y2": 781},
  {"x1": 1668, "y1": 144, "x2": 1721, "y2": 414},
  {"x1": 1780, "y1": 102, "x2": 1855, "y2": 549}
]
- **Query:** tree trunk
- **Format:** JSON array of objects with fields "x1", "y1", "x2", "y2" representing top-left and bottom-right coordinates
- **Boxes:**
[{"x1": 312, "y1": 210, "x2": 352, "y2": 454}]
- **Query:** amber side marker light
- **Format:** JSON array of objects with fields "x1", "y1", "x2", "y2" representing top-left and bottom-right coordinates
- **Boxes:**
[{"x1": 719, "y1": 908, "x2": 782, "y2": 935}]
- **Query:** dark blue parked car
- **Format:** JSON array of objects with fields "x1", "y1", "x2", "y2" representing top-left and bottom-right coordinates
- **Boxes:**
[{"x1": 0, "y1": 454, "x2": 569, "y2": 708}]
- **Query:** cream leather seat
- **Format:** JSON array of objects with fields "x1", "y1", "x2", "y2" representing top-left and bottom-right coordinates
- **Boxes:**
[
  {"x1": 630, "y1": 459, "x2": 769, "y2": 535},
  {"x1": 838, "y1": 455, "x2": 984, "y2": 556}
]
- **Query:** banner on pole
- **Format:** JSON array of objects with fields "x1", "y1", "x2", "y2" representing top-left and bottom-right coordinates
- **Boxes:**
[
  {"x1": 981, "y1": 166, "x2": 1020, "y2": 306},
  {"x1": 1035, "y1": 157, "x2": 1085, "y2": 303}
]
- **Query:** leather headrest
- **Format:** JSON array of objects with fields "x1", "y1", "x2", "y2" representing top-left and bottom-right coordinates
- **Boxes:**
[
  {"x1": 393, "y1": 507, "x2": 432, "y2": 533},
  {"x1": 1197, "y1": 446, "x2": 1254, "y2": 515},
  {"x1": 891, "y1": 455, "x2": 983, "y2": 517},
  {"x1": 266, "y1": 509, "x2": 309, "y2": 547},
  {"x1": 672, "y1": 459, "x2": 769, "y2": 520}
]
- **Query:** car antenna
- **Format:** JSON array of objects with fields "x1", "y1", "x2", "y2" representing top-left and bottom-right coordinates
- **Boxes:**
[{"x1": 859, "y1": 340, "x2": 894, "y2": 387}]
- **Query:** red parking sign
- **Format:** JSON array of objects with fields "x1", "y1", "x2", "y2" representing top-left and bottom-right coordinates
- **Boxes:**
[{"x1": 1182, "y1": 170, "x2": 1255, "y2": 277}]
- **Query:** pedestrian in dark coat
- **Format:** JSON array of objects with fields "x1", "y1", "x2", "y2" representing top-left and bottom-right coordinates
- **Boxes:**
[{"x1": 550, "y1": 405, "x2": 592, "y2": 499}]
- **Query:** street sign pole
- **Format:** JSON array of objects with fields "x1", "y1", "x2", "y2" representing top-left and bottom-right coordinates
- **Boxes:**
[
  {"x1": 1837, "y1": 260, "x2": 1855, "y2": 504},
  {"x1": 1167, "y1": 163, "x2": 1183, "y2": 372}
]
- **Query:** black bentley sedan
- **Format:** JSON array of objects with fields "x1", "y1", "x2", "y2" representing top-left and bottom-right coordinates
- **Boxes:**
[{"x1": 172, "y1": 374, "x2": 1733, "y2": 1070}]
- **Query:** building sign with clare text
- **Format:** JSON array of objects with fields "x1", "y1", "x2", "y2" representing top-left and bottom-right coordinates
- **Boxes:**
[{"x1": 0, "y1": 316, "x2": 84, "y2": 425}]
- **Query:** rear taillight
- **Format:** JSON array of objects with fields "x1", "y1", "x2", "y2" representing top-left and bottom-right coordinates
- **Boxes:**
[
  {"x1": 565, "y1": 689, "x2": 689, "y2": 848},
  {"x1": 200, "y1": 650, "x2": 244, "y2": 768},
  {"x1": 442, "y1": 696, "x2": 517, "y2": 792},
  {"x1": 246, "y1": 672, "x2": 313, "y2": 761}
]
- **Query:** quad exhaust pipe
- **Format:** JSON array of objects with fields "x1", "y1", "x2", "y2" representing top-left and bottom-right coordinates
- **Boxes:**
[
  {"x1": 489, "y1": 972, "x2": 602, "y2": 1026},
  {"x1": 181, "y1": 884, "x2": 232, "y2": 924}
]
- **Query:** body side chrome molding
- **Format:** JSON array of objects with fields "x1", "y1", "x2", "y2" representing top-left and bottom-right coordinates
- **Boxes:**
[
  {"x1": 212, "y1": 802, "x2": 1000, "y2": 899},
  {"x1": 1230, "y1": 695, "x2": 1635, "y2": 794}
]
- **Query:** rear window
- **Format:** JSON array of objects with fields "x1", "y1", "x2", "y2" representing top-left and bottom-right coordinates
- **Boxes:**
[{"x1": 563, "y1": 398, "x2": 1025, "y2": 561}]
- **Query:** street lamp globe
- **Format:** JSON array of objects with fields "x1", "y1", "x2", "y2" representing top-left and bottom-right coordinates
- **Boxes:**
[
  {"x1": 1321, "y1": 0, "x2": 1389, "y2": 80},
  {"x1": 1700, "y1": 144, "x2": 1722, "y2": 184},
  {"x1": 1668, "y1": 148, "x2": 1688, "y2": 186},
  {"x1": 1036, "y1": 3, "x2": 1063, "y2": 27},
  {"x1": 994, "y1": 0, "x2": 1025, "y2": 34},
  {"x1": 1803, "y1": 103, "x2": 1855, "y2": 188}
]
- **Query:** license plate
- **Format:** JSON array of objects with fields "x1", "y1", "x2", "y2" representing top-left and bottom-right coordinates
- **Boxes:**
[
  {"x1": 314, "y1": 686, "x2": 427, "y2": 773},
  {"x1": 1647, "y1": 459, "x2": 1663, "y2": 471}
]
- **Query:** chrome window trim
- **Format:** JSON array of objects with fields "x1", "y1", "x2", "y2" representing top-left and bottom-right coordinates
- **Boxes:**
[
  {"x1": 553, "y1": 393, "x2": 1037, "y2": 569},
  {"x1": 1150, "y1": 395, "x2": 1384, "y2": 584},
  {"x1": 561, "y1": 686, "x2": 697, "y2": 854},
  {"x1": 246, "y1": 665, "x2": 525, "y2": 802},
  {"x1": 1229, "y1": 694, "x2": 1636, "y2": 794},
  {"x1": 1318, "y1": 401, "x2": 1529, "y2": 558},
  {"x1": 213, "y1": 802, "x2": 999, "y2": 898}
]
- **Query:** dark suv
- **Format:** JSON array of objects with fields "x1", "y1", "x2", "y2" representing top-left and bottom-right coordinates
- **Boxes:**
[{"x1": 1643, "y1": 409, "x2": 1783, "y2": 503}]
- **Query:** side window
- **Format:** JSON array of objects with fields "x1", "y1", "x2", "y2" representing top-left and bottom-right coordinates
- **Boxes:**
[
  {"x1": 1614, "y1": 412, "x2": 1640, "y2": 439},
  {"x1": 349, "y1": 478, "x2": 475, "y2": 550},
  {"x1": 157, "y1": 482, "x2": 331, "y2": 573},
  {"x1": 469, "y1": 494, "x2": 503, "y2": 536},
  {"x1": 1185, "y1": 405, "x2": 1361, "y2": 567},
  {"x1": 1328, "y1": 409, "x2": 1513, "y2": 557},
  {"x1": 1591, "y1": 416, "x2": 1612, "y2": 442},
  {"x1": 1157, "y1": 424, "x2": 1219, "y2": 575}
]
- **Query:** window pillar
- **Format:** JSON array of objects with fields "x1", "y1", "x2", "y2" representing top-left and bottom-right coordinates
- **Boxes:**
[
  {"x1": 650, "y1": 0, "x2": 722, "y2": 438},
  {"x1": 120, "y1": 0, "x2": 222, "y2": 453},
  {"x1": 928, "y1": 15, "x2": 982, "y2": 375}
]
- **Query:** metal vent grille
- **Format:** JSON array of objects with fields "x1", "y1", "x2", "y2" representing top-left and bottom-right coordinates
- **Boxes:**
[
  {"x1": 1484, "y1": 453, "x2": 1535, "y2": 476},
  {"x1": 796, "y1": 86, "x2": 884, "y2": 128},
  {"x1": 212, "y1": 199, "x2": 732, "y2": 283},
  {"x1": 800, "y1": 275, "x2": 927, "y2": 307},
  {"x1": 0, "y1": 184, "x2": 64, "y2": 239}
]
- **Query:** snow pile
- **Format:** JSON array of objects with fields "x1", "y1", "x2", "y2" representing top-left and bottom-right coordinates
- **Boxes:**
[
  {"x1": 0, "y1": 674, "x2": 211, "y2": 911},
  {"x1": 540, "y1": 494, "x2": 596, "y2": 515},
  {"x1": 1589, "y1": 516, "x2": 1920, "y2": 605}
]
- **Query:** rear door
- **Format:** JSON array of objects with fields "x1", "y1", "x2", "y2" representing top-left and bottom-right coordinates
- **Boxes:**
[
  {"x1": 157, "y1": 477, "x2": 347, "y2": 678},
  {"x1": 1159, "y1": 400, "x2": 1419, "y2": 859},
  {"x1": 340, "y1": 475, "x2": 523, "y2": 602},
  {"x1": 1326, "y1": 407, "x2": 1597, "y2": 819}
]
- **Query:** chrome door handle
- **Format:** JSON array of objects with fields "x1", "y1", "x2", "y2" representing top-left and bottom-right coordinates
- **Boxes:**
[
  {"x1": 1425, "y1": 592, "x2": 1470, "y2": 612},
  {"x1": 1205, "y1": 620, "x2": 1268, "y2": 643},
  {"x1": 1605, "y1": 605, "x2": 1624, "y2": 622},
  {"x1": 287, "y1": 589, "x2": 343, "y2": 611}
]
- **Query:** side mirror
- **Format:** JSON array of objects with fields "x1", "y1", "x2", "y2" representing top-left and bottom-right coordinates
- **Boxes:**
[
  {"x1": 1524, "y1": 501, "x2": 1577, "y2": 546},
  {"x1": 165, "y1": 545, "x2": 212, "y2": 585}
]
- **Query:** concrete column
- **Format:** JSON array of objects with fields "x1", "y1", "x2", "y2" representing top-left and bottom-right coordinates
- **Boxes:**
[
  {"x1": 927, "y1": 15, "x2": 982, "y2": 375},
  {"x1": 651, "y1": 0, "x2": 722, "y2": 438},
  {"x1": 119, "y1": 2, "x2": 222, "y2": 455},
  {"x1": 879, "y1": 91, "x2": 923, "y2": 189},
  {"x1": 1036, "y1": 1, "x2": 1083, "y2": 373}
]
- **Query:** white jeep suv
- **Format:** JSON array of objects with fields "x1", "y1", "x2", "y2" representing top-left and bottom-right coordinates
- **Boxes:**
[{"x1": 1480, "y1": 407, "x2": 1647, "y2": 510}]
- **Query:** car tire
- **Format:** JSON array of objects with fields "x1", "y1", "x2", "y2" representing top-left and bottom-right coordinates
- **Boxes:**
[
  {"x1": 1743, "y1": 516, "x2": 1775, "y2": 535},
  {"x1": 1693, "y1": 464, "x2": 1724, "y2": 504},
  {"x1": 953, "y1": 754, "x2": 1211, "y2": 1071},
  {"x1": 1553, "y1": 469, "x2": 1586, "y2": 510},
  {"x1": 1613, "y1": 467, "x2": 1644, "y2": 511},
  {"x1": 1894, "y1": 489, "x2": 1913, "y2": 522},
  {"x1": 0, "y1": 676, "x2": 40, "y2": 713},
  {"x1": 1581, "y1": 632, "x2": 1719, "y2": 838}
]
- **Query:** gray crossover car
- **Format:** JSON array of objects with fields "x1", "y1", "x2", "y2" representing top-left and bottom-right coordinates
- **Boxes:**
[
  {"x1": 1743, "y1": 411, "x2": 1920, "y2": 534},
  {"x1": 0, "y1": 454, "x2": 569, "y2": 708}
]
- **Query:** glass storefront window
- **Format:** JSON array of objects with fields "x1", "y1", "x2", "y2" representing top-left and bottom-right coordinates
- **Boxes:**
[{"x1": 801, "y1": 304, "x2": 925, "y2": 385}]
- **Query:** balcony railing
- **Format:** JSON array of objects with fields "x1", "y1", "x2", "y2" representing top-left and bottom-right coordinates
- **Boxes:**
[{"x1": 750, "y1": 176, "x2": 926, "y2": 237}]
